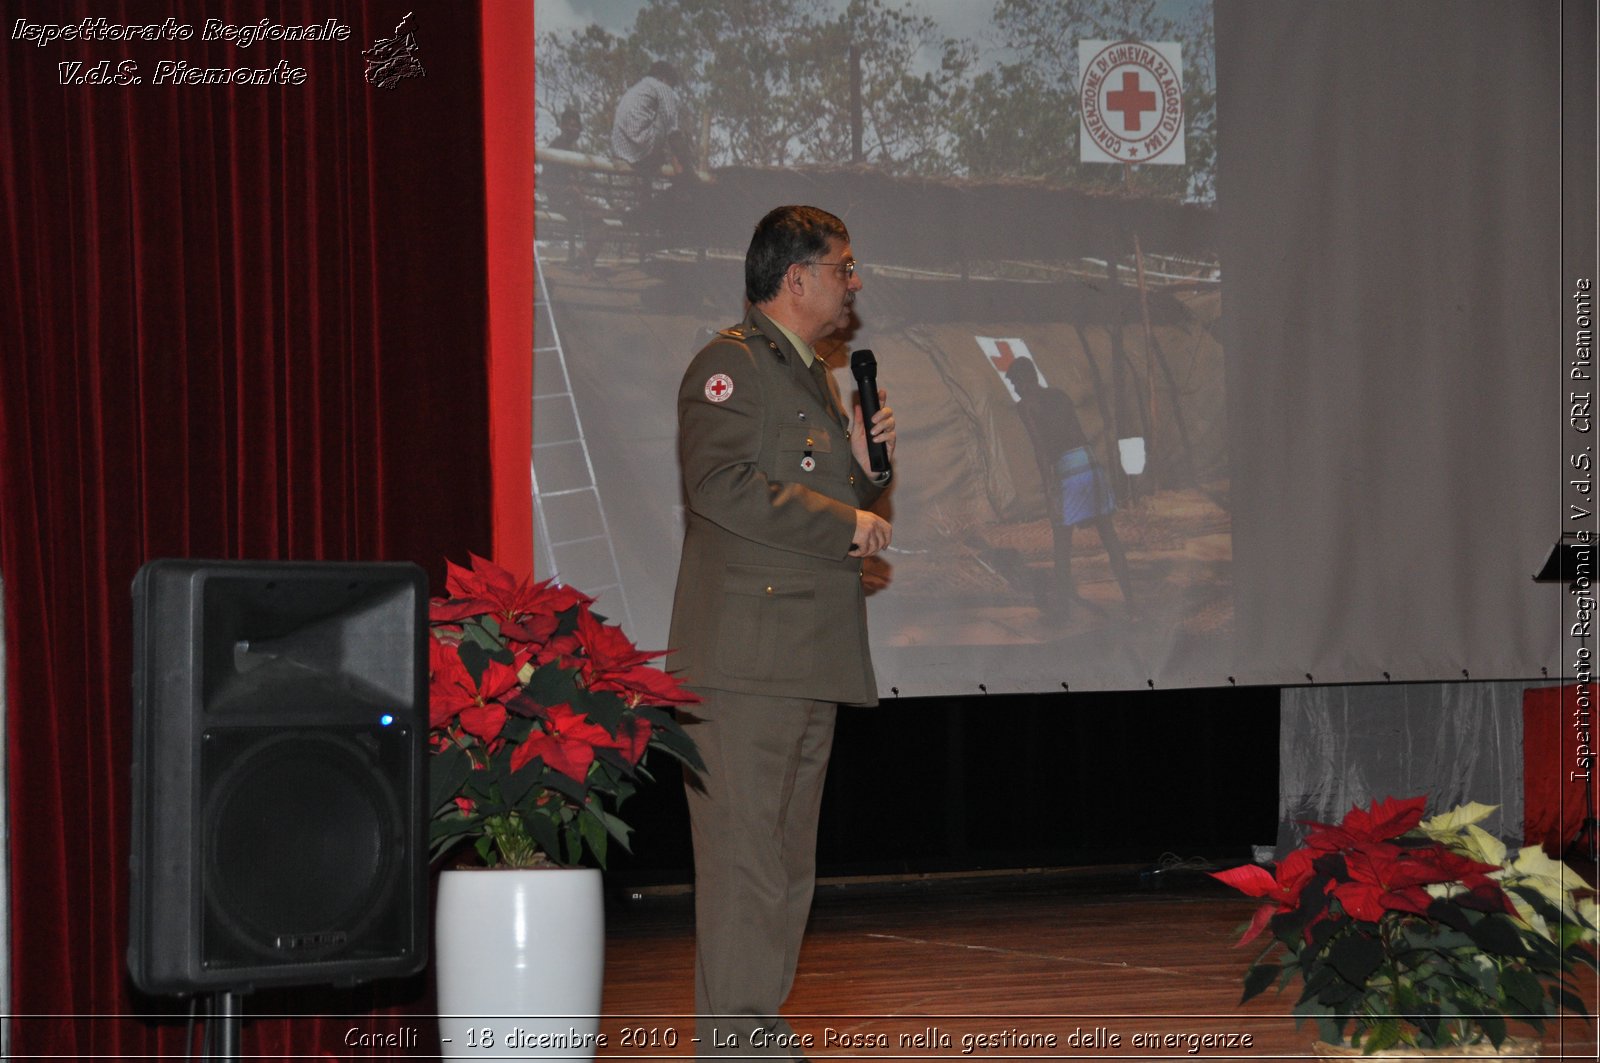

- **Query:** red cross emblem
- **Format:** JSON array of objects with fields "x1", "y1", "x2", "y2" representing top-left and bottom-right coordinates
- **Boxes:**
[
  {"x1": 1079, "y1": 40, "x2": 1185, "y2": 163},
  {"x1": 704, "y1": 373, "x2": 734, "y2": 402},
  {"x1": 989, "y1": 340, "x2": 1018, "y2": 373},
  {"x1": 1105, "y1": 70, "x2": 1156, "y2": 132}
]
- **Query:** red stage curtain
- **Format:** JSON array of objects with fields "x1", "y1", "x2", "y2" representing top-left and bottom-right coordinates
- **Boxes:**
[
  {"x1": 482, "y1": 0, "x2": 536, "y2": 578},
  {"x1": 1523, "y1": 683, "x2": 1600, "y2": 856},
  {"x1": 0, "y1": 1, "x2": 495, "y2": 1056}
]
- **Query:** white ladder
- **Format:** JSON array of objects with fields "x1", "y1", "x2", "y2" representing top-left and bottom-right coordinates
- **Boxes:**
[{"x1": 532, "y1": 246, "x2": 633, "y2": 629}]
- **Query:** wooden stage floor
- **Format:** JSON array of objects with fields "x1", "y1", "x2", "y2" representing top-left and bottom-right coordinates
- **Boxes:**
[{"x1": 596, "y1": 868, "x2": 1600, "y2": 1060}]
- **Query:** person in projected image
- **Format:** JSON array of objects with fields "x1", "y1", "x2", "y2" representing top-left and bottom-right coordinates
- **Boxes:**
[
  {"x1": 1005, "y1": 358, "x2": 1135, "y2": 620},
  {"x1": 611, "y1": 60, "x2": 699, "y2": 181},
  {"x1": 545, "y1": 106, "x2": 606, "y2": 274},
  {"x1": 668, "y1": 205, "x2": 896, "y2": 1059}
]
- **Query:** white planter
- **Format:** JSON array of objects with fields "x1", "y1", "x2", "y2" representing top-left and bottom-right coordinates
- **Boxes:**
[{"x1": 435, "y1": 867, "x2": 605, "y2": 1060}]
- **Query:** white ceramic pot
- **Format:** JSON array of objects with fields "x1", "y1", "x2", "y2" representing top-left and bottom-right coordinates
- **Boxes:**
[{"x1": 435, "y1": 867, "x2": 605, "y2": 1060}]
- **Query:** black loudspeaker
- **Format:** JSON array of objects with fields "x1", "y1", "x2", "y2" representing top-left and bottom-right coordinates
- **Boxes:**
[{"x1": 128, "y1": 559, "x2": 429, "y2": 995}]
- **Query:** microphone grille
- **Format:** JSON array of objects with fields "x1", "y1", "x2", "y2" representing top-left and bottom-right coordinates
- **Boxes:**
[{"x1": 850, "y1": 349, "x2": 876, "y2": 372}]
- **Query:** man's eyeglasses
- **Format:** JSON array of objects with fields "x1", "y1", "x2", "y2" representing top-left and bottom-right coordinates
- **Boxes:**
[{"x1": 808, "y1": 259, "x2": 859, "y2": 279}]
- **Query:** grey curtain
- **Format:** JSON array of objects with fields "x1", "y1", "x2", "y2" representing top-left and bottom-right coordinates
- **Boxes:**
[{"x1": 1276, "y1": 681, "x2": 1539, "y2": 855}]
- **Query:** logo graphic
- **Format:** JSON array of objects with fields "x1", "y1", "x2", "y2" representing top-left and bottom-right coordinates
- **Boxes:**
[
  {"x1": 1079, "y1": 40, "x2": 1185, "y2": 165},
  {"x1": 364, "y1": 11, "x2": 425, "y2": 89},
  {"x1": 704, "y1": 373, "x2": 734, "y2": 402}
]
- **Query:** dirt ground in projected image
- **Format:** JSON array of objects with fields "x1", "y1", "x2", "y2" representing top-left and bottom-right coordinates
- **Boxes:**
[
  {"x1": 535, "y1": 245, "x2": 1231, "y2": 658},
  {"x1": 866, "y1": 483, "x2": 1231, "y2": 650}
]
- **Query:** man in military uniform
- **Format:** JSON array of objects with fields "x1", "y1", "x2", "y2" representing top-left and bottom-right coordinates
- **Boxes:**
[{"x1": 668, "y1": 205, "x2": 895, "y2": 1057}]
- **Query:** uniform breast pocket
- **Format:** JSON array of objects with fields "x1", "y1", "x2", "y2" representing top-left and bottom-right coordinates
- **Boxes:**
[
  {"x1": 715, "y1": 563, "x2": 817, "y2": 682},
  {"x1": 777, "y1": 421, "x2": 839, "y2": 477}
]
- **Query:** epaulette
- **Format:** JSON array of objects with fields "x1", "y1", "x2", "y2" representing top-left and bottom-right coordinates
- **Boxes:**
[{"x1": 716, "y1": 325, "x2": 751, "y2": 340}]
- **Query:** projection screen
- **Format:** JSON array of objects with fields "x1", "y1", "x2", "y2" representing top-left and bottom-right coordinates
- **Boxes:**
[{"x1": 530, "y1": 0, "x2": 1591, "y2": 696}]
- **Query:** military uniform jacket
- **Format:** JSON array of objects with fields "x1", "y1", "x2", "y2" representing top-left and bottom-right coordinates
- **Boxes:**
[{"x1": 668, "y1": 306, "x2": 888, "y2": 706}]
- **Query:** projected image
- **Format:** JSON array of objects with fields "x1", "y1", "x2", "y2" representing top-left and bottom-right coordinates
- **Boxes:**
[{"x1": 533, "y1": 0, "x2": 1222, "y2": 694}]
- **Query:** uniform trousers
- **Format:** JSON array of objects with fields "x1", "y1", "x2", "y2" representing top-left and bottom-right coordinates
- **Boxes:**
[{"x1": 683, "y1": 687, "x2": 837, "y2": 1059}]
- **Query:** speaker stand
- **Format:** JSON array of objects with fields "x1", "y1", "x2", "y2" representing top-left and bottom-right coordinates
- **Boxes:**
[{"x1": 207, "y1": 990, "x2": 245, "y2": 1063}]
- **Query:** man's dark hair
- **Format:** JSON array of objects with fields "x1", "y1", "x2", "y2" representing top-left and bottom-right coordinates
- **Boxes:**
[
  {"x1": 648, "y1": 60, "x2": 682, "y2": 86},
  {"x1": 1005, "y1": 358, "x2": 1042, "y2": 393},
  {"x1": 744, "y1": 205, "x2": 849, "y2": 304}
]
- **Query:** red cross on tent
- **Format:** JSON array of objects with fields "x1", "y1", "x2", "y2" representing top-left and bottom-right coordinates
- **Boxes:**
[
  {"x1": 988, "y1": 339, "x2": 1019, "y2": 373},
  {"x1": 974, "y1": 336, "x2": 1043, "y2": 400}
]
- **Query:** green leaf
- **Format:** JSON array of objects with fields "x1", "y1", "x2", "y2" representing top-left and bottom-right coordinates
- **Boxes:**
[
  {"x1": 482, "y1": 813, "x2": 544, "y2": 867},
  {"x1": 596, "y1": 806, "x2": 635, "y2": 850},
  {"x1": 1326, "y1": 932, "x2": 1384, "y2": 989},
  {"x1": 1479, "y1": 1012, "x2": 1506, "y2": 1047},
  {"x1": 633, "y1": 704, "x2": 679, "y2": 729},
  {"x1": 1558, "y1": 917, "x2": 1592, "y2": 953},
  {"x1": 428, "y1": 743, "x2": 474, "y2": 814},
  {"x1": 579, "y1": 805, "x2": 608, "y2": 862},
  {"x1": 457, "y1": 638, "x2": 491, "y2": 683},
  {"x1": 1292, "y1": 995, "x2": 1328, "y2": 1020},
  {"x1": 1278, "y1": 879, "x2": 1330, "y2": 941},
  {"x1": 1241, "y1": 963, "x2": 1280, "y2": 1004},
  {"x1": 460, "y1": 772, "x2": 503, "y2": 808},
  {"x1": 1277, "y1": 963, "x2": 1299, "y2": 993},
  {"x1": 1406, "y1": 926, "x2": 1473, "y2": 954},
  {"x1": 1466, "y1": 913, "x2": 1527, "y2": 958},
  {"x1": 1425, "y1": 897, "x2": 1469, "y2": 931},
  {"x1": 572, "y1": 685, "x2": 625, "y2": 729},
  {"x1": 524, "y1": 808, "x2": 561, "y2": 861},
  {"x1": 541, "y1": 766, "x2": 589, "y2": 803},
  {"x1": 464, "y1": 616, "x2": 507, "y2": 658},
  {"x1": 1412, "y1": 1003, "x2": 1442, "y2": 1045},
  {"x1": 1299, "y1": 964, "x2": 1333, "y2": 1003},
  {"x1": 635, "y1": 707, "x2": 705, "y2": 770},
  {"x1": 1303, "y1": 961, "x2": 1361, "y2": 1008},
  {"x1": 1501, "y1": 966, "x2": 1543, "y2": 1014},
  {"x1": 428, "y1": 814, "x2": 478, "y2": 862},
  {"x1": 522, "y1": 662, "x2": 584, "y2": 705},
  {"x1": 1510, "y1": 884, "x2": 1564, "y2": 924},
  {"x1": 429, "y1": 814, "x2": 476, "y2": 846},
  {"x1": 1306, "y1": 1010, "x2": 1343, "y2": 1046},
  {"x1": 1554, "y1": 984, "x2": 1590, "y2": 1017},
  {"x1": 591, "y1": 748, "x2": 632, "y2": 784},
  {"x1": 564, "y1": 816, "x2": 597, "y2": 866},
  {"x1": 1364, "y1": 1017, "x2": 1402, "y2": 1053},
  {"x1": 501, "y1": 759, "x2": 542, "y2": 807},
  {"x1": 499, "y1": 714, "x2": 535, "y2": 741}
]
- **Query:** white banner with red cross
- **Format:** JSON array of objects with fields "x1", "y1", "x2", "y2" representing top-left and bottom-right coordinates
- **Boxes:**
[
  {"x1": 976, "y1": 335, "x2": 1146, "y2": 474},
  {"x1": 1078, "y1": 39, "x2": 1186, "y2": 165},
  {"x1": 974, "y1": 336, "x2": 1046, "y2": 401}
]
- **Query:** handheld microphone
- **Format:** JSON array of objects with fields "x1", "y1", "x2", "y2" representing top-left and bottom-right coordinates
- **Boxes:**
[{"x1": 850, "y1": 349, "x2": 890, "y2": 475}]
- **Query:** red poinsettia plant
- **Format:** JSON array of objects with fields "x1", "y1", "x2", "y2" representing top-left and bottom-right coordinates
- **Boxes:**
[
  {"x1": 427, "y1": 555, "x2": 701, "y2": 869},
  {"x1": 1213, "y1": 796, "x2": 1597, "y2": 1054}
]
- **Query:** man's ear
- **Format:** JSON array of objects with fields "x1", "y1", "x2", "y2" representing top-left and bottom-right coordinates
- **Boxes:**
[{"x1": 782, "y1": 261, "x2": 808, "y2": 296}]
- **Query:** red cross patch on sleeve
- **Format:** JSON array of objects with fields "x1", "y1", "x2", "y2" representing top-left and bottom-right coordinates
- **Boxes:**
[{"x1": 704, "y1": 373, "x2": 734, "y2": 403}]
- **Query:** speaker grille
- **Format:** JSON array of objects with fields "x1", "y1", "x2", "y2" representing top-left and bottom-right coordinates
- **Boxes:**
[
  {"x1": 129, "y1": 559, "x2": 427, "y2": 994},
  {"x1": 201, "y1": 727, "x2": 407, "y2": 969}
]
